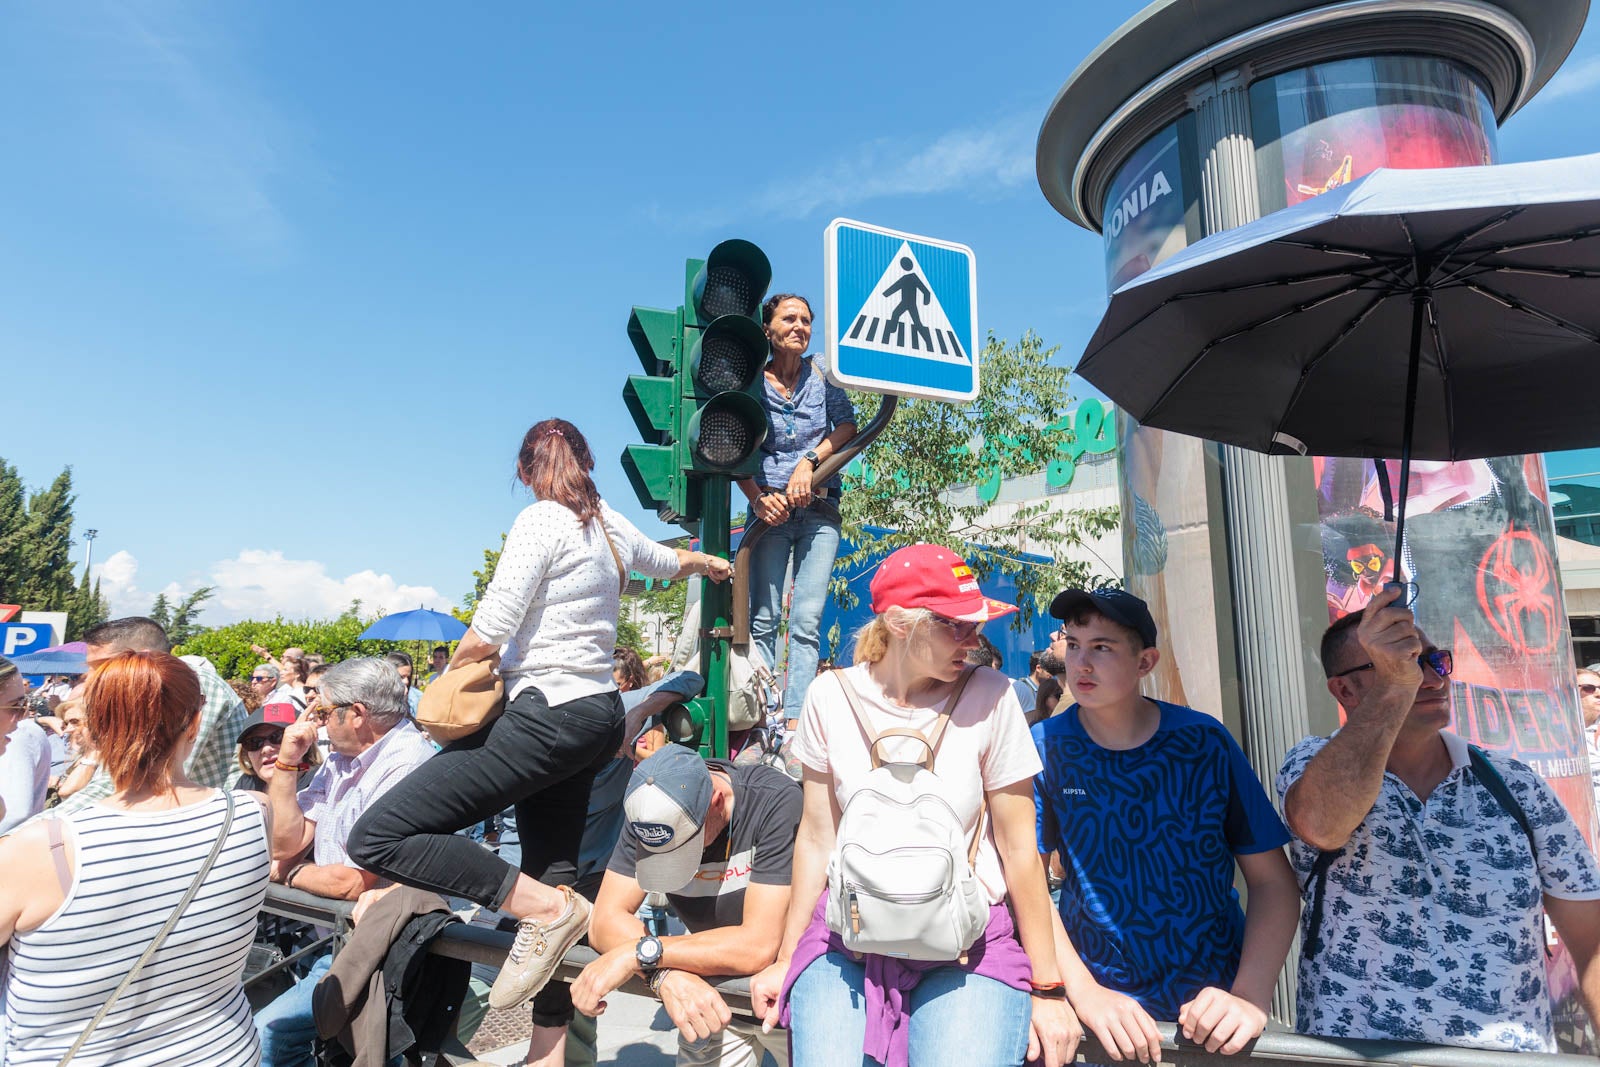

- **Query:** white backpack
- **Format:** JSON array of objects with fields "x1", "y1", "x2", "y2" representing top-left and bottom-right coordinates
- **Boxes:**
[
  {"x1": 726, "y1": 641, "x2": 776, "y2": 731},
  {"x1": 824, "y1": 668, "x2": 990, "y2": 961}
]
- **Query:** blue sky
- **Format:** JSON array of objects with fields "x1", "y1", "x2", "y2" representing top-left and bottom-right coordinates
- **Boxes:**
[{"x1": 2, "y1": 3, "x2": 1597, "y2": 624}]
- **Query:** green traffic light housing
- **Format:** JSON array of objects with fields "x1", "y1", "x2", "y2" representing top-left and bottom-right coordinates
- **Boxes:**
[
  {"x1": 685, "y1": 390, "x2": 767, "y2": 472},
  {"x1": 689, "y1": 239, "x2": 772, "y2": 324},
  {"x1": 689, "y1": 314, "x2": 767, "y2": 396}
]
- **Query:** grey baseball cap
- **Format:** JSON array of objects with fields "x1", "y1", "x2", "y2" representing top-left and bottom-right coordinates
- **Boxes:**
[{"x1": 623, "y1": 744, "x2": 713, "y2": 892}]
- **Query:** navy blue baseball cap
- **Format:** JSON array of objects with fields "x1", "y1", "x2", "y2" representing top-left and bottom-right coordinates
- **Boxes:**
[{"x1": 1049, "y1": 587, "x2": 1158, "y2": 648}]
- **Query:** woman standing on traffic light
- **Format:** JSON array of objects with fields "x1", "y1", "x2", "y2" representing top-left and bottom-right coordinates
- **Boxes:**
[{"x1": 739, "y1": 294, "x2": 858, "y2": 758}]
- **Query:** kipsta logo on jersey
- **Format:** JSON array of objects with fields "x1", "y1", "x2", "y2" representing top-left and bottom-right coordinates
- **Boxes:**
[
  {"x1": 631, "y1": 822, "x2": 676, "y2": 849},
  {"x1": 1475, "y1": 527, "x2": 1559, "y2": 656}
]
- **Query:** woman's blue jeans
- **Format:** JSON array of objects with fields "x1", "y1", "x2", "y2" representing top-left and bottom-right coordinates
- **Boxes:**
[
  {"x1": 788, "y1": 950, "x2": 1032, "y2": 1066},
  {"x1": 747, "y1": 501, "x2": 842, "y2": 721}
]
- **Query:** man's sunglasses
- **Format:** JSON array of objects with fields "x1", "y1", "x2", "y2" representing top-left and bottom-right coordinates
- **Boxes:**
[
  {"x1": 310, "y1": 703, "x2": 351, "y2": 724},
  {"x1": 250, "y1": 675, "x2": 274, "y2": 684},
  {"x1": 1581, "y1": 683, "x2": 1599, "y2": 696},
  {"x1": 1332, "y1": 649, "x2": 1453, "y2": 680},
  {"x1": 242, "y1": 730, "x2": 285, "y2": 752}
]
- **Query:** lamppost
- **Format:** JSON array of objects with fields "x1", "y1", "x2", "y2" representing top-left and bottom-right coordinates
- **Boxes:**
[{"x1": 82, "y1": 529, "x2": 99, "y2": 580}]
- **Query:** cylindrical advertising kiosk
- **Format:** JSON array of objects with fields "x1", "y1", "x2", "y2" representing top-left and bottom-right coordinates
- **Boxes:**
[{"x1": 1038, "y1": 0, "x2": 1593, "y2": 1033}]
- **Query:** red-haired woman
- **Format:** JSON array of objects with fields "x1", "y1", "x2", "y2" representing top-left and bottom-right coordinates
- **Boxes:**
[
  {"x1": 348, "y1": 418, "x2": 730, "y2": 1056},
  {"x1": 0, "y1": 651, "x2": 272, "y2": 1066}
]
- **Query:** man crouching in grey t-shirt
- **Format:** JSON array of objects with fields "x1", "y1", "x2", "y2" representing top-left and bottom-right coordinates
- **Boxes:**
[{"x1": 570, "y1": 744, "x2": 801, "y2": 1066}]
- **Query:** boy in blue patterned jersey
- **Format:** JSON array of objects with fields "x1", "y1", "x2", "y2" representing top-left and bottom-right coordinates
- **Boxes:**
[{"x1": 1032, "y1": 588, "x2": 1301, "y2": 1061}]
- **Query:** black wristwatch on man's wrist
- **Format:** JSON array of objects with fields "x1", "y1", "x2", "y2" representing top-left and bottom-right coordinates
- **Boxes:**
[
  {"x1": 635, "y1": 934, "x2": 664, "y2": 974},
  {"x1": 802, "y1": 448, "x2": 820, "y2": 465}
]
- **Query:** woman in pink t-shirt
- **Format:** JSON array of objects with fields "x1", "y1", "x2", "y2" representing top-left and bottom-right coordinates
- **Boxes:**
[{"x1": 750, "y1": 544, "x2": 1081, "y2": 1067}]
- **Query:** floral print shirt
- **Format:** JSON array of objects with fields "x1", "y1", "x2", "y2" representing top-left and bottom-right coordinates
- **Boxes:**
[{"x1": 1276, "y1": 731, "x2": 1600, "y2": 1052}]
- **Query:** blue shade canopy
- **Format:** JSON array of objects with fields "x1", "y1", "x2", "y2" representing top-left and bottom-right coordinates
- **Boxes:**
[
  {"x1": 358, "y1": 608, "x2": 468, "y2": 642},
  {"x1": 11, "y1": 650, "x2": 88, "y2": 675}
]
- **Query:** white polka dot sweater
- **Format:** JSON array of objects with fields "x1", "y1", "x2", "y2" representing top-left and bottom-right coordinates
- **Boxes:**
[{"x1": 471, "y1": 499, "x2": 679, "y2": 705}]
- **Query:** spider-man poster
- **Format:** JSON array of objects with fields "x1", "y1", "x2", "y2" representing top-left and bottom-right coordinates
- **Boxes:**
[
  {"x1": 1254, "y1": 54, "x2": 1498, "y2": 214},
  {"x1": 1316, "y1": 455, "x2": 1593, "y2": 1029}
]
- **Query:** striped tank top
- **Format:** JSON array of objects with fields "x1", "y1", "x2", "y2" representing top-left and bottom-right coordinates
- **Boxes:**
[{"x1": 2, "y1": 791, "x2": 270, "y2": 1066}]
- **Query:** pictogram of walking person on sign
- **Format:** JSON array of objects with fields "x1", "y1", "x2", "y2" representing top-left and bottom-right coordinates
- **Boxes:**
[{"x1": 881, "y1": 257, "x2": 933, "y2": 351}]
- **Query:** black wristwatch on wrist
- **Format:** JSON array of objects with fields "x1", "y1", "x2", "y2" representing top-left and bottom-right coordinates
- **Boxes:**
[
  {"x1": 635, "y1": 934, "x2": 664, "y2": 974},
  {"x1": 802, "y1": 448, "x2": 820, "y2": 465}
]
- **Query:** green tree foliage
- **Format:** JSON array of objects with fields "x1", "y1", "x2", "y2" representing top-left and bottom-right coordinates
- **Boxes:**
[
  {"x1": 624, "y1": 577, "x2": 688, "y2": 655},
  {"x1": 1, "y1": 459, "x2": 95, "y2": 624},
  {"x1": 616, "y1": 615, "x2": 646, "y2": 655},
  {"x1": 454, "y1": 534, "x2": 506, "y2": 624},
  {"x1": 0, "y1": 459, "x2": 26, "y2": 597},
  {"x1": 174, "y1": 603, "x2": 416, "y2": 680},
  {"x1": 150, "y1": 587, "x2": 215, "y2": 646},
  {"x1": 833, "y1": 331, "x2": 1120, "y2": 626},
  {"x1": 66, "y1": 572, "x2": 109, "y2": 640},
  {"x1": 15, "y1": 468, "x2": 77, "y2": 610}
]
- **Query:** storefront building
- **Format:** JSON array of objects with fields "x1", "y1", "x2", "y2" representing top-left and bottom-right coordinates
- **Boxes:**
[{"x1": 1037, "y1": 0, "x2": 1592, "y2": 1021}]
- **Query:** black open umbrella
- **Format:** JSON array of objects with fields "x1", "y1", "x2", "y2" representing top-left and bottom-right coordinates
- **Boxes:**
[{"x1": 1077, "y1": 153, "x2": 1600, "y2": 590}]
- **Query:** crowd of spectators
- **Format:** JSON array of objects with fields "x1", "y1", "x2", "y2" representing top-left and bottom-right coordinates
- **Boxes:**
[{"x1": 7, "y1": 414, "x2": 1600, "y2": 1065}]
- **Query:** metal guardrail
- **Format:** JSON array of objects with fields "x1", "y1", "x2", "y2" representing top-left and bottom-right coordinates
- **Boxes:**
[{"x1": 260, "y1": 885, "x2": 1597, "y2": 1066}]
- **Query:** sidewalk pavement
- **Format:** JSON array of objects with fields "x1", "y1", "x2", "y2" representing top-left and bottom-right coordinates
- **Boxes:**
[{"x1": 474, "y1": 990, "x2": 679, "y2": 1066}]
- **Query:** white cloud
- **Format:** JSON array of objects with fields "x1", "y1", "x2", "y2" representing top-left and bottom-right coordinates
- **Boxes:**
[
  {"x1": 94, "y1": 548, "x2": 451, "y2": 626},
  {"x1": 1540, "y1": 55, "x2": 1600, "y2": 103},
  {"x1": 748, "y1": 113, "x2": 1037, "y2": 219},
  {"x1": 656, "y1": 112, "x2": 1037, "y2": 227}
]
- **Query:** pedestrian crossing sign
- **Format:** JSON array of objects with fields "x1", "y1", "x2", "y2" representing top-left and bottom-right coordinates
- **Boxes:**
[{"x1": 823, "y1": 218, "x2": 978, "y2": 402}]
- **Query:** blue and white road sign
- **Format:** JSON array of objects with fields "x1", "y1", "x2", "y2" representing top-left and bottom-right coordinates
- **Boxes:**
[
  {"x1": 0, "y1": 622, "x2": 53, "y2": 659},
  {"x1": 823, "y1": 219, "x2": 978, "y2": 402}
]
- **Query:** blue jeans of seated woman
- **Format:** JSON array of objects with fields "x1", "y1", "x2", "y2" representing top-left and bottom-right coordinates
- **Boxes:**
[
  {"x1": 788, "y1": 950, "x2": 1032, "y2": 1066},
  {"x1": 747, "y1": 501, "x2": 841, "y2": 722}
]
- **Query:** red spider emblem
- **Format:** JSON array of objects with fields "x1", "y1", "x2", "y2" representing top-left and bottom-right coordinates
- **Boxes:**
[{"x1": 1475, "y1": 527, "x2": 1558, "y2": 655}]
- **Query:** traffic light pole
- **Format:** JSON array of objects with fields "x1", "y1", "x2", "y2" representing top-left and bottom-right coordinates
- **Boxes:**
[{"x1": 698, "y1": 475, "x2": 732, "y2": 760}]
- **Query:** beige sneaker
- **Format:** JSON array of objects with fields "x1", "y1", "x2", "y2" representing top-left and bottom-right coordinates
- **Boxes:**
[{"x1": 487, "y1": 885, "x2": 591, "y2": 1009}]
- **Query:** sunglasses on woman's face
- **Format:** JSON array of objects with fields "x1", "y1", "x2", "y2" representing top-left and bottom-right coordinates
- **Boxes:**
[
  {"x1": 927, "y1": 615, "x2": 984, "y2": 642},
  {"x1": 242, "y1": 729, "x2": 285, "y2": 753}
]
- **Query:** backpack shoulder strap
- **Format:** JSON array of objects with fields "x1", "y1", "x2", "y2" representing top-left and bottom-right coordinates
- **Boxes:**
[
  {"x1": 1301, "y1": 847, "x2": 1345, "y2": 962},
  {"x1": 45, "y1": 817, "x2": 73, "y2": 895},
  {"x1": 832, "y1": 670, "x2": 888, "y2": 770},
  {"x1": 925, "y1": 667, "x2": 979, "y2": 760},
  {"x1": 1468, "y1": 744, "x2": 1538, "y2": 864}
]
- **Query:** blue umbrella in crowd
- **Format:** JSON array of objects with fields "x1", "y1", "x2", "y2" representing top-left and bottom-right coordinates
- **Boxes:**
[
  {"x1": 358, "y1": 608, "x2": 468, "y2": 643},
  {"x1": 1076, "y1": 152, "x2": 1600, "y2": 592},
  {"x1": 11, "y1": 642, "x2": 88, "y2": 676}
]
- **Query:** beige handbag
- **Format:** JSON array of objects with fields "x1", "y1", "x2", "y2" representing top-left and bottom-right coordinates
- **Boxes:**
[
  {"x1": 416, "y1": 655, "x2": 505, "y2": 744},
  {"x1": 417, "y1": 517, "x2": 629, "y2": 745}
]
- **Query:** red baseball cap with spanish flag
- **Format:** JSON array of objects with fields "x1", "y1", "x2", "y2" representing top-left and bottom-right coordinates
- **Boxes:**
[{"x1": 869, "y1": 544, "x2": 1019, "y2": 622}]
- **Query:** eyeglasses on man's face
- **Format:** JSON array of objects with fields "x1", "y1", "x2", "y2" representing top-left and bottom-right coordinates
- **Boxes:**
[
  {"x1": 250, "y1": 675, "x2": 274, "y2": 685},
  {"x1": 1331, "y1": 648, "x2": 1453, "y2": 680},
  {"x1": 309, "y1": 703, "x2": 352, "y2": 724},
  {"x1": 1580, "y1": 683, "x2": 1600, "y2": 697}
]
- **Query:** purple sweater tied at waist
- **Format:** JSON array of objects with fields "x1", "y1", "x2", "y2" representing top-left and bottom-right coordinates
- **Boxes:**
[{"x1": 778, "y1": 895, "x2": 1033, "y2": 1067}]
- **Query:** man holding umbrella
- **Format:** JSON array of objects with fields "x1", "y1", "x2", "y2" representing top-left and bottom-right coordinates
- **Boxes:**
[{"x1": 1277, "y1": 585, "x2": 1600, "y2": 1052}]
